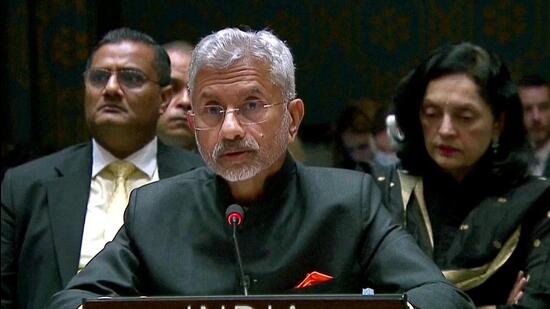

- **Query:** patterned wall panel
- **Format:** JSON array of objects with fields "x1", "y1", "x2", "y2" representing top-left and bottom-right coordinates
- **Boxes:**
[
  {"x1": 4, "y1": 0, "x2": 94, "y2": 153},
  {"x1": 5, "y1": 1, "x2": 32, "y2": 146},
  {"x1": 119, "y1": 0, "x2": 550, "y2": 127},
  {"x1": 32, "y1": 0, "x2": 92, "y2": 148},
  {"x1": 4, "y1": 0, "x2": 550, "y2": 155}
]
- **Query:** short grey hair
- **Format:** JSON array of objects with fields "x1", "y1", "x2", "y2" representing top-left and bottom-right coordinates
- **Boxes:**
[{"x1": 189, "y1": 28, "x2": 296, "y2": 103}]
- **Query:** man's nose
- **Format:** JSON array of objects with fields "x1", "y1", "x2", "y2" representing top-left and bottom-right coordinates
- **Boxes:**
[
  {"x1": 531, "y1": 107, "x2": 542, "y2": 121},
  {"x1": 219, "y1": 110, "x2": 245, "y2": 140},
  {"x1": 173, "y1": 90, "x2": 191, "y2": 107},
  {"x1": 103, "y1": 74, "x2": 123, "y2": 95},
  {"x1": 182, "y1": 88, "x2": 191, "y2": 106}
]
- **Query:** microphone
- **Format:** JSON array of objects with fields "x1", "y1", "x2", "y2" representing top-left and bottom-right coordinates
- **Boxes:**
[
  {"x1": 226, "y1": 204, "x2": 244, "y2": 226},
  {"x1": 225, "y1": 204, "x2": 249, "y2": 296}
]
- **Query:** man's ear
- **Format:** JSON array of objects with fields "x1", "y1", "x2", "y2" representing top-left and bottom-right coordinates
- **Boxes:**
[
  {"x1": 159, "y1": 85, "x2": 173, "y2": 114},
  {"x1": 287, "y1": 98, "x2": 305, "y2": 143},
  {"x1": 187, "y1": 110, "x2": 196, "y2": 132}
]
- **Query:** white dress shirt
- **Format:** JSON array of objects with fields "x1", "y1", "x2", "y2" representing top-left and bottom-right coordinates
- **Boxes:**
[
  {"x1": 79, "y1": 138, "x2": 160, "y2": 268},
  {"x1": 532, "y1": 139, "x2": 550, "y2": 176}
]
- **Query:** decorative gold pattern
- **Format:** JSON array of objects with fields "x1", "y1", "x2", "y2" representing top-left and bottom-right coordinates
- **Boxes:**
[
  {"x1": 398, "y1": 170, "x2": 524, "y2": 291},
  {"x1": 443, "y1": 228, "x2": 521, "y2": 291},
  {"x1": 368, "y1": 7, "x2": 410, "y2": 52},
  {"x1": 5, "y1": 1, "x2": 550, "y2": 151},
  {"x1": 52, "y1": 27, "x2": 88, "y2": 67},
  {"x1": 398, "y1": 171, "x2": 434, "y2": 250},
  {"x1": 482, "y1": 0, "x2": 527, "y2": 43}
]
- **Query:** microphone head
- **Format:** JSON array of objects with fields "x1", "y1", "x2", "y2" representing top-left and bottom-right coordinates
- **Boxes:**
[{"x1": 225, "y1": 204, "x2": 245, "y2": 226}]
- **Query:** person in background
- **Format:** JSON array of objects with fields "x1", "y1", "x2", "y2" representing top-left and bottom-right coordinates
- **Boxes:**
[
  {"x1": 517, "y1": 74, "x2": 550, "y2": 177},
  {"x1": 1, "y1": 28, "x2": 203, "y2": 309},
  {"x1": 333, "y1": 98, "x2": 386, "y2": 175},
  {"x1": 157, "y1": 40, "x2": 196, "y2": 150},
  {"x1": 379, "y1": 42, "x2": 549, "y2": 308},
  {"x1": 48, "y1": 27, "x2": 474, "y2": 309}
]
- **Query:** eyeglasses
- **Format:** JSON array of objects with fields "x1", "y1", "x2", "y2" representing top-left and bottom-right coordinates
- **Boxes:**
[
  {"x1": 190, "y1": 101, "x2": 285, "y2": 130},
  {"x1": 84, "y1": 68, "x2": 160, "y2": 90}
]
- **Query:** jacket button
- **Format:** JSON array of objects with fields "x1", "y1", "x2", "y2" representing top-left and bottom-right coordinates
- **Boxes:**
[
  {"x1": 459, "y1": 224, "x2": 469, "y2": 231},
  {"x1": 497, "y1": 197, "x2": 507, "y2": 203},
  {"x1": 534, "y1": 239, "x2": 541, "y2": 248},
  {"x1": 377, "y1": 176, "x2": 385, "y2": 182},
  {"x1": 493, "y1": 240, "x2": 502, "y2": 249}
]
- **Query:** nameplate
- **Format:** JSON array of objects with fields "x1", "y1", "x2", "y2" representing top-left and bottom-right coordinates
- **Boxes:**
[{"x1": 83, "y1": 294, "x2": 406, "y2": 309}]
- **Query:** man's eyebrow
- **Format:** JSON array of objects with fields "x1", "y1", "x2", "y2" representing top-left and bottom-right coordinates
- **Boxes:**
[
  {"x1": 238, "y1": 86, "x2": 263, "y2": 97},
  {"x1": 198, "y1": 90, "x2": 218, "y2": 100},
  {"x1": 421, "y1": 98, "x2": 438, "y2": 106}
]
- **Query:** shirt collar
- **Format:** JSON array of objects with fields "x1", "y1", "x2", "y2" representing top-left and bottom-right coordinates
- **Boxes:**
[{"x1": 91, "y1": 137, "x2": 158, "y2": 178}]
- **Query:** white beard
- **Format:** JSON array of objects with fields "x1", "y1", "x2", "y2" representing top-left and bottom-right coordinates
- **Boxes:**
[{"x1": 197, "y1": 113, "x2": 290, "y2": 182}]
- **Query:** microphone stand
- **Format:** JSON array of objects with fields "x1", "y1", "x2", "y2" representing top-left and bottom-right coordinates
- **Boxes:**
[{"x1": 232, "y1": 222, "x2": 249, "y2": 296}]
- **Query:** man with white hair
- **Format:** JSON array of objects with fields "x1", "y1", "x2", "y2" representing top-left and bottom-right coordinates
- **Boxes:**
[{"x1": 48, "y1": 28, "x2": 474, "y2": 309}]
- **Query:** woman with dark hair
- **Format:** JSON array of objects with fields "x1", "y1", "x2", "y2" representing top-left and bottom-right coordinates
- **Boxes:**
[{"x1": 380, "y1": 42, "x2": 549, "y2": 308}]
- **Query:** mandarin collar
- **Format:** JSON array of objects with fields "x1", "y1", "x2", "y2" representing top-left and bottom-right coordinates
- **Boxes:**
[{"x1": 214, "y1": 153, "x2": 297, "y2": 214}]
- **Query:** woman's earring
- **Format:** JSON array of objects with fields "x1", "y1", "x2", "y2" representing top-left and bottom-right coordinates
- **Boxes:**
[{"x1": 491, "y1": 137, "x2": 499, "y2": 155}]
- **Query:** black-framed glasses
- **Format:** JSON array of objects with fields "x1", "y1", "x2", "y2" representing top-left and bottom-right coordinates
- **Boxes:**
[
  {"x1": 190, "y1": 101, "x2": 285, "y2": 130},
  {"x1": 83, "y1": 68, "x2": 160, "y2": 90}
]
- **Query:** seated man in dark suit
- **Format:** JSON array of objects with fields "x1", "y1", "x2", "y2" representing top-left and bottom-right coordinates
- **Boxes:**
[
  {"x1": 157, "y1": 40, "x2": 197, "y2": 151},
  {"x1": 1, "y1": 28, "x2": 203, "y2": 309},
  {"x1": 48, "y1": 27, "x2": 474, "y2": 309}
]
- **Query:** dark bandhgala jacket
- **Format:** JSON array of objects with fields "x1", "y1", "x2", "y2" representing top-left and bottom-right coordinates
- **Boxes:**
[
  {"x1": 1, "y1": 141, "x2": 203, "y2": 309},
  {"x1": 47, "y1": 155, "x2": 474, "y2": 309},
  {"x1": 378, "y1": 167, "x2": 550, "y2": 308}
]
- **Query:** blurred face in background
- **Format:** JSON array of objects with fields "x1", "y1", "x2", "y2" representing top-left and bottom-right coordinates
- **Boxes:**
[
  {"x1": 420, "y1": 73, "x2": 502, "y2": 181},
  {"x1": 518, "y1": 85, "x2": 550, "y2": 149},
  {"x1": 341, "y1": 131, "x2": 373, "y2": 163},
  {"x1": 157, "y1": 49, "x2": 195, "y2": 149}
]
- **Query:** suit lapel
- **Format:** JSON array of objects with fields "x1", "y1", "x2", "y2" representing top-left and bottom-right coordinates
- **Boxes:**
[
  {"x1": 44, "y1": 142, "x2": 199, "y2": 286},
  {"x1": 157, "y1": 142, "x2": 174, "y2": 179},
  {"x1": 46, "y1": 144, "x2": 92, "y2": 286},
  {"x1": 157, "y1": 141, "x2": 202, "y2": 179},
  {"x1": 543, "y1": 159, "x2": 550, "y2": 177}
]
